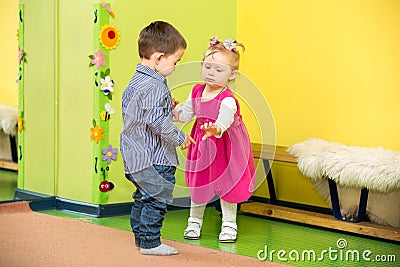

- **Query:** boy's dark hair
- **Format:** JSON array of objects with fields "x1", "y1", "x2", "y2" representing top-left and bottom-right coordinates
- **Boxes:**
[{"x1": 138, "y1": 21, "x2": 187, "y2": 59}]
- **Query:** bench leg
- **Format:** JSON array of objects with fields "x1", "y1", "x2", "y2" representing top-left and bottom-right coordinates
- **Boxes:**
[
  {"x1": 357, "y1": 187, "x2": 369, "y2": 222},
  {"x1": 263, "y1": 159, "x2": 277, "y2": 204},
  {"x1": 9, "y1": 134, "x2": 18, "y2": 163},
  {"x1": 328, "y1": 179, "x2": 369, "y2": 222}
]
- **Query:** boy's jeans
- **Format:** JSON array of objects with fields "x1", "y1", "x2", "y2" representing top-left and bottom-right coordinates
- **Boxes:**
[{"x1": 126, "y1": 165, "x2": 176, "y2": 249}]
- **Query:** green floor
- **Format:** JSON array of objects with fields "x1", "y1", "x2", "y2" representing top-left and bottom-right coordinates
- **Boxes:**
[
  {"x1": 39, "y1": 207, "x2": 399, "y2": 266},
  {"x1": 1, "y1": 169, "x2": 399, "y2": 266},
  {"x1": 0, "y1": 169, "x2": 17, "y2": 201}
]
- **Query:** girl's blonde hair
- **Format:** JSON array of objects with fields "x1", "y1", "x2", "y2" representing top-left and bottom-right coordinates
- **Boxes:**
[{"x1": 203, "y1": 39, "x2": 245, "y2": 69}]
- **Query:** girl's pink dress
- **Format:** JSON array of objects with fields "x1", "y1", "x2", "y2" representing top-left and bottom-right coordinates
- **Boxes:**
[{"x1": 186, "y1": 84, "x2": 255, "y2": 204}]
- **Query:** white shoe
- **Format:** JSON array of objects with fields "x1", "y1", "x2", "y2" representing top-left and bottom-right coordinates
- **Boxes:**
[
  {"x1": 219, "y1": 222, "x2": 237, "y2": 243},
  {"x1": 183, "y1": 217, "x2": 202, "y2": 240}
]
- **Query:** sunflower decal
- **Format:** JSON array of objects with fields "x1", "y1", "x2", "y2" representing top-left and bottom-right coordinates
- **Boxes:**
[{"x1": 99, "y1": 24, "x2": 120, "y2": 50}]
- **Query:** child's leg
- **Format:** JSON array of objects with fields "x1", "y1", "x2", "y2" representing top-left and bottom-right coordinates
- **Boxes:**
[
  {"x1": 126, "y1": 173, "x2": 145, "y2": 247},
  {"x1": 130, "y1": 191, "x2": 143, "y2": 247},
  {"x1": 126, "y1": 165, "x2": 178, "y2": 255},
  {"x1": 189, "y1": 200, "x2": 206, "y2": 222},
  {"x1": 184, "y1": 201, "x2": 206, "y2": 239},
  {"x1": 219, "y1": 199, "x2": 238, "y2": 242}
]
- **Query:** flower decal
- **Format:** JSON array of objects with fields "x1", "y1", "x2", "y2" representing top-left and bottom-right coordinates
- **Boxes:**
[
  {"x1": 90, "y1": 124, "x2": 104, "y2": 144},
  {"x1": 101, "y1": 144, "x2": 118, "y2": 164},
  {"x1": 100, "y1": 76, "x2": 114, "y2": 95},
  {"x1": 18, "y1": 48, "x2": 24, "y2": 64},
  {"x1": 18, "y1": 115, "x2": 23, "y2": 133},
  {"x1": 99, "y1": 24, "x2": 120, "y2": 50},
  {"x1": 89, "y1": 49, "x2": 106, "y2": 69}
]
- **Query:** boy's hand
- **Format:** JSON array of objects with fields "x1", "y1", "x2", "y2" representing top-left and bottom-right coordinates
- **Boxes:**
[
  {"x1": 181, "y1": 134, "x2": 196, "y2": 150},
  {"x1": 172, "y1": 109, "x2": 182, "y2": 122},
  {"x1": 200, "y1": 122, "x2": 221, "y2": 140},
  {"x1": 172, "y1": 98, "x2": 179, "y2": 109}
]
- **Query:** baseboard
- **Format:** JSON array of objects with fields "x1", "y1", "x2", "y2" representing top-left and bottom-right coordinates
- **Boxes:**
[
  {"x1": 12, "y1": 189, "x2": 194, "y2": 217},
  {"x1": 12, "y1": 189, "x2": 330, "y2": 218}
]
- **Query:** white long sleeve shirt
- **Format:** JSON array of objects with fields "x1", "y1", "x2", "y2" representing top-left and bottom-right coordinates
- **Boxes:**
[{"x1": 174, "y1": 91, "x2": 237, "y2": 137}]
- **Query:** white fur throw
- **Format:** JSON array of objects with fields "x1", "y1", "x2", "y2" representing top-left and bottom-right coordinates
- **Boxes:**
[
  {"x1": 0, "y1": 104, "x2": 18, "y2": 137},
  {"x1": 287, "y1": 138, "x2": 400, "y2": 193}
]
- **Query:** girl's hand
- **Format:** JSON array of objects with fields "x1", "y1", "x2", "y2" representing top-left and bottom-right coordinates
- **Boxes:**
[
  {"x1": 172, "y1": 98, "x2": 179, "y2": 109},
  {"x1": 200, "y1": 122, "x2": 221, "y2": 140},
  {"x1": 181, "y1": 134, "x2": 196, "y2": 150}
]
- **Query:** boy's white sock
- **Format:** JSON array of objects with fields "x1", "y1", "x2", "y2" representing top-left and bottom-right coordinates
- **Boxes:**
[{"x1": 140, "y1": 243, "x2": 178, "y2": 256}]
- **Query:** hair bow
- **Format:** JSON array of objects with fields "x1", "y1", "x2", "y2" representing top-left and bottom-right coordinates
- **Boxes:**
[
  {"x1": 209, "y1": 36, "x2": 237, "y2": 52},
  {"x1": 209, "y1": 36, "x2": 220, "y2": 47},
  {"x1": 222, "y1": 38, "x2": 237, "y2": 52}
]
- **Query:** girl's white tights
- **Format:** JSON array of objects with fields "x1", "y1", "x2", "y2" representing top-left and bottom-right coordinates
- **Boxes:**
[
  {"x1": 189, "y1": 199, "x2": 237, "y2": 224},
  {"x1": 220, "y1": 199, "x2": 237, "y2": 223}
]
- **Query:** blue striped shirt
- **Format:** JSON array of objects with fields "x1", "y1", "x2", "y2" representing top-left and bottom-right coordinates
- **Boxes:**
[{"x1": 120, "y1": 64, "x2": 186, "y2": 173}]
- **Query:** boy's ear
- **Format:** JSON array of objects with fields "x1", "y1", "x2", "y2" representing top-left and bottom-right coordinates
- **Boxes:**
[{"x1": 153, "y1": 52, "x2": 165, "y2": 64}]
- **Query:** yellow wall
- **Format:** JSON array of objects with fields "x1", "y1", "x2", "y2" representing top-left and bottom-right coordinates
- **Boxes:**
[
  {"x1": 1, "y1": 0, "x2": 19, "y2": 107},
  {"x1": 239, "y1": 0, "x2": 400, "y2": 149},
  {"x1": 239, "y1": 0, "x2": 400, "y2": 206}
]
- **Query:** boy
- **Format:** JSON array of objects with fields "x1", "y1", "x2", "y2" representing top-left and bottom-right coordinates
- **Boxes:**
[{"x1": 120, "y1": 21, "x2": 195, "y2": 256}]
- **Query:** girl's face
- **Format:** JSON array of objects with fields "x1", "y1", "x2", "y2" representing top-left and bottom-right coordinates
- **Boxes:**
[{"x1": 202, "y1": 52, "x2": 237, "y2": 89}]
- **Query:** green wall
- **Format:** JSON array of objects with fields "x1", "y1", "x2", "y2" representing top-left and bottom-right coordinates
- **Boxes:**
[
  {"x1": 20, "y1": 0, "x2": 56, "y2": 196},
  {"x1": 19, "y1": 0, "x2": 237, "y2": 204},
  {"x1": 107, "y1": 0, "x2": 237, "y2": 203},
  {"x1": 56, "y1": 0, "x2": 94, "y2": 202}
]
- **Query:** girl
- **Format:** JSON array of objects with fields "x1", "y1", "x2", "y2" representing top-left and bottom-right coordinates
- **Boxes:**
[{"x1": 174, "y1": 37, "x2": 255, "y2": 242}]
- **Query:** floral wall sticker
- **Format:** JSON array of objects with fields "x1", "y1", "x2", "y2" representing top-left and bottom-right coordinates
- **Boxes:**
[
  {"x1": 100, "y1": 103, "x2": 115, "y2": 121},
  {"x1": 18, "y1": 4, "x2": 25, "y2": 188},
  {"x1": 99, "y1": 179, "x2": 114, "y2": 192},
  {"x1": 89, "y1": 49, "x2": 106, "y2": 69},
  {"x1": 100, "y1": 68, "x2": 114, "y2": 99},
  {"x1": 101, "y1": 2, "x2": 115, "y2": 18},
  {"x1": 102, "y1": 144, "x2": 118, "y2": 164},
  {"x1": 18, "y1": 112, "x2": 24, "y2": 133},
  {"x1": 100, "y1": 24, "x2": 120, "y2": 50},
  {"x1": 90, "y1": 2, "x2": 120, "y2": 202},
  {"x1": 99, "y1": 166, "x2": 114, "y2": 192},
  {"x1": 90, "y1": 122, "x2": 105, "y2": 144}
]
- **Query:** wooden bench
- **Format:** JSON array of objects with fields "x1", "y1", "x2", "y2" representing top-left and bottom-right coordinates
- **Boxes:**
[
  {"x1": 239, "y1": 142, "x2": 400, "y2": 242},
  {"x1": 0, "y1": 104, "x2": 18, "y2": 172},
  {"x1": 0, "y1": 160, "x2": 18, "y2": 171},
  {"x1": 0, "y1": 133, "x2": 17, "y2": 171}
]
